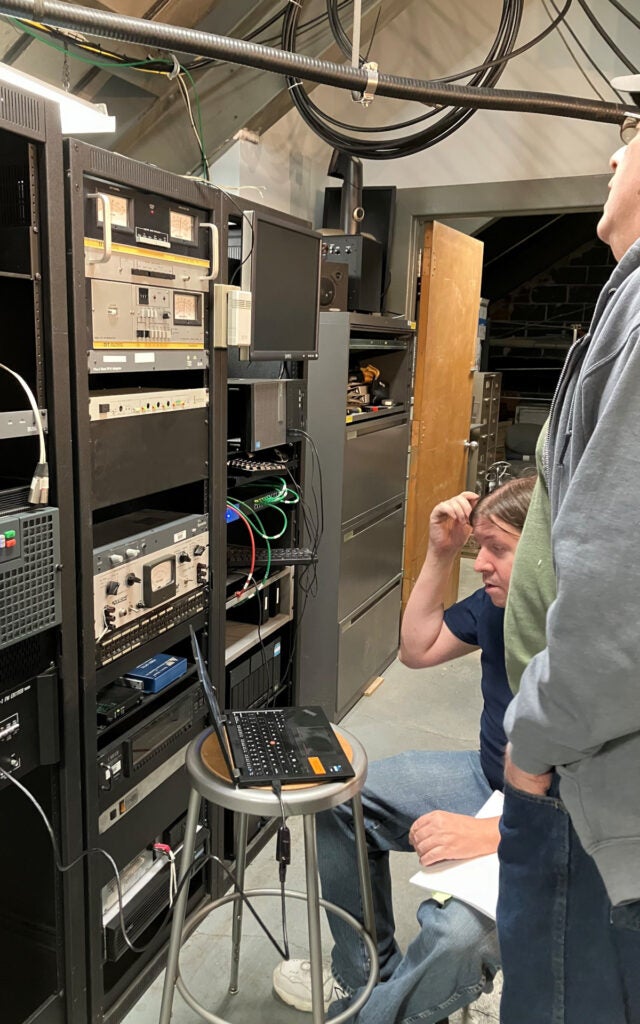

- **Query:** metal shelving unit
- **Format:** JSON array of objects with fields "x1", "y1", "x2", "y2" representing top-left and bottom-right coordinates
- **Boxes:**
[{"x1": 300, "y1": 312, "x2": 415, "y2": 720}]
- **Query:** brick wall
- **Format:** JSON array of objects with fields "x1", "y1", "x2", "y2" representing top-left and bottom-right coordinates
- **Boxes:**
[{"x1": 490, "y1": 237, "x2": 615, "y2": 336}]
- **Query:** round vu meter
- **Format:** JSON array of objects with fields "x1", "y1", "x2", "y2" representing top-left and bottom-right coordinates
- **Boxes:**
[{"x1": 143, "y1": 555, "x2": 177, "y2": 607}]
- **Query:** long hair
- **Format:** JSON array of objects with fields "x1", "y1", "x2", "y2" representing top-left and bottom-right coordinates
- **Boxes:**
[{"x1": 470, "y1": 475, "x2": 536, "y2": 533}]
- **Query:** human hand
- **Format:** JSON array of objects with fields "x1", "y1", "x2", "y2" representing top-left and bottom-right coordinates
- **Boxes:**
[
  {"x1": 408, "y1": 810, "x2": 500, "y2": 866},
  {"x1": 504, "y1": 744, "x2": 552, "y2": 797},
  {"x1": 428, "y1": 492, "x2": 479, "y2": 558}
]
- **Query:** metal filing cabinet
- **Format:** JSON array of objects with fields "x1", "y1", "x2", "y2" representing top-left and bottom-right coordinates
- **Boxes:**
[
  {"x1": 300, "y1": 313, "x2": 414, "y2": 720},
  {"x1": 467, "y1": 371, "x2": 502, "y2": 494}
]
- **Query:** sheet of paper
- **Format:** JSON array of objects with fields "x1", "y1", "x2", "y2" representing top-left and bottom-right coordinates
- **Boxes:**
[{"x1": 409, "y1": 789, "x2": 504, "y2": 921}]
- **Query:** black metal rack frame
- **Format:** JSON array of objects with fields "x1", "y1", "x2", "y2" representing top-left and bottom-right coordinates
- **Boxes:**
[
  {"x1": 0, "y1": 87, "x2": 84, "y2": 1024},
  {"x1": 63, "y1": 140, "x2": 225, "y2": 1024}
]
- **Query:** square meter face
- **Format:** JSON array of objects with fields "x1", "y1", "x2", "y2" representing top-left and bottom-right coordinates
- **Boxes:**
[{"x1": 142, "y1": 554, "x2": 177, "y2": 608}]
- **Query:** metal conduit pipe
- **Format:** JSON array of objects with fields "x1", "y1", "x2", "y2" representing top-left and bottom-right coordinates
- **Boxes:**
[{"x1": 0, "y1": 0, "x2": 635, "y2": 126}]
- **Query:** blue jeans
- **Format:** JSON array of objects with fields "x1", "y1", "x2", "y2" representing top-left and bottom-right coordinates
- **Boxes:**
[
  {"x1": 498, "y1": 780, "x2": 640, "y2": 1024},
  {"x1": 317, "y1": 750, "x2": 501, "y2": 1024}
]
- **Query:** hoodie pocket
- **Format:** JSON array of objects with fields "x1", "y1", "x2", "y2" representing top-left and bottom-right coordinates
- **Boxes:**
[{"x1": 557, "y1": 734, "x2": 640, "y2": 854}]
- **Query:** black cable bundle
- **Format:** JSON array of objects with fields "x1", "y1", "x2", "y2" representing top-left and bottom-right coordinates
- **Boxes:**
[
  {"x1": 279, "y1": 0, "x2": 599, "y2": 159},
  {"x1": 280, "y1": 0, "x2": 565, "y2": 159}
]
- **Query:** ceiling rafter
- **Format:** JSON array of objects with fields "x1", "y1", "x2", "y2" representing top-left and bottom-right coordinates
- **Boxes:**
[
  {"x1": 114, "y1": 0, "x2": 413, "y2": 170},
  {"x1": 0, "y1": 0, "x2": 413, "y2": 169}
]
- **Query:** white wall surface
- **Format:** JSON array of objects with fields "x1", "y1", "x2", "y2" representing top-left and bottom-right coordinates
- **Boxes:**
[{"x1": 211, "y1": 0, "x2": 630, "y2": 217}]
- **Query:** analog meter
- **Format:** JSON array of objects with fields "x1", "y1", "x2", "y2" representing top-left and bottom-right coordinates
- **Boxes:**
[
  {"x1": 143, "y1": 555, "x2": 177, "y2": 607},
  {"x1": 170, "y1": 210, "x2": 196, "y2": 242},
  {"x1": 173, "y1": 292, "x2": 200, "y2": 324},
  {"x1": 97, "y1": 193, "x2": 131, "y2": 229}
]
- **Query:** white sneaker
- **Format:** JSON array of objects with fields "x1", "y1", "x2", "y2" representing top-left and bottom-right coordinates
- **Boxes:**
[{"x1": 273, "y1": 958, "x2": 342, "y2": 1013}]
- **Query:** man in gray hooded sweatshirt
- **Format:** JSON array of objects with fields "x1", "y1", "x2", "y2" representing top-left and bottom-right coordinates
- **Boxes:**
[{"x1": 497, "y1": 76, "x2": 640, "y2": 1023}]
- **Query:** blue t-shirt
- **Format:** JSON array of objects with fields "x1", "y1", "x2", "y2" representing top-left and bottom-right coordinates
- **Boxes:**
[{"x1": 443, "y1": 588, "x2": 511, "y2": 791}]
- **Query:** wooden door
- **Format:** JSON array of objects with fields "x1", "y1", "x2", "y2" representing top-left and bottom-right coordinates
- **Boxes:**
[{"x1": 402, "y1": 221, "x2": 484, "y2": 612}]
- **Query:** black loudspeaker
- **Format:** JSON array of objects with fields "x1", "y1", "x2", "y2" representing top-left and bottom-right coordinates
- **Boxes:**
[
  {"x1": 323, "y1": 185, "x2": 396, "y2": 310},
  {"x1": 319, "y1": 261, "x2": 349, "y2": 311},
  {"x1": 322, "y1": 235, "x2": 384, "y2": 313}
]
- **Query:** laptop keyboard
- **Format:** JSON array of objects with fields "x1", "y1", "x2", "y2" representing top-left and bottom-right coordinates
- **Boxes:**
[{"x1": 231, "y1": 710, "x2": 303, "y2": 778}]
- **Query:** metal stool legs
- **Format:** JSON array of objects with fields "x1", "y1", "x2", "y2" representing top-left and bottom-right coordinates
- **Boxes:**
[
  {"x1": 228, "y1": 813, "x2": 249, "y2": 995},
  {"x1": 159, "y1": 785, "x2": 202, "y2": 1024},
  {"x1": 158, "y1": 787, "x2": 378, "y2": 1024},
  {"x1": 352, "y1": 793, "x2": 376, "y2": 944},
  {"x1": 303, "y1": 812, "x2": 326, "y2": 1024}
]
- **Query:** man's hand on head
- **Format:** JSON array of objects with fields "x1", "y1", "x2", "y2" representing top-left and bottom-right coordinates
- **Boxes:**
[
  {"x1": 504, "y1": 743, "x2": 553, "y2": 797},
  {"x1": 428, "y1": 491, "x2": 480, "y2": 558}
]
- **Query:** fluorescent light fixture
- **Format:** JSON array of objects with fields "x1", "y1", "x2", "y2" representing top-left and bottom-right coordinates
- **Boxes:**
[{"x1": 0, "y1": 62, "x2": 116, "y2": 134}]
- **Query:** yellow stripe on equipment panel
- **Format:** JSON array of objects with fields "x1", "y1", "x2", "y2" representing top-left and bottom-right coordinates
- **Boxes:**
[
  {"x1": 93, "y1": 341, "x2": 203, "y2": 350},
  {"x1": 84, "y1": 237, "x2": 209, "y2": 268},
  {"x1": 308, "y1": 757, "x2": 325, "y2": 775}
]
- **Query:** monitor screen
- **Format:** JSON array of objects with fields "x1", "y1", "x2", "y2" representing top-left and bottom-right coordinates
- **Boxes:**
[{"x1": 242, "y1": 211, "x2": 321, "y2": 361}]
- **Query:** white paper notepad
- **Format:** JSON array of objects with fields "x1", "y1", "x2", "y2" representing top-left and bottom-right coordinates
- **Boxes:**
[{"x1": 409, "y1": 789, "x2": 504, "y2": 920}]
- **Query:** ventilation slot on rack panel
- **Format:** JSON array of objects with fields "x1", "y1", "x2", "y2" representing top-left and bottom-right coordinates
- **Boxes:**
[
  {"x1": 0, "y1": 508, "x2": 61, "y2": 650},
  {"x1": 0, "y1": 631, "x2": 56, "y2": 691},
  {"x1": 0, "y1": 87, "x2": 43, "y2": 137}
]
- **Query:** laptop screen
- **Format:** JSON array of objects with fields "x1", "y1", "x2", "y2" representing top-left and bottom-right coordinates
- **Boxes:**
[{"x1": 190, "y1": 626, "x2": 238, "y2": 780}]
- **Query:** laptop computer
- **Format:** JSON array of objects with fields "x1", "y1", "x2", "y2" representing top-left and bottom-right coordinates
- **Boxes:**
[{"x1": 190, "y1": 627, "x2": 354, "y2": 787}]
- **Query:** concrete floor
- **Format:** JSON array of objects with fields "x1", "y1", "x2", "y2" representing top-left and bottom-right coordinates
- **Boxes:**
[{"x1": 124, "y1": 560, "x2": 500, "y2": 1024}]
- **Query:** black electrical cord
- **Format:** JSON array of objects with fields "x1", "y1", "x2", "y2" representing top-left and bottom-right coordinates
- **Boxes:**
[
  {"x1": 0, "y1": 759, "x2": 293, "y2": 960},
  {"x1": 0, "y1": 760, "x2": 149, "y2": 954},
  {"x1": 271, "y1": 780, "x2": 291, "y2": 958},
  {"x1": 288, "y1": 429, "x2": 324, "y2": 542},
  {"x1": 328, "y1": 0, "x2": 352, "y2": 60},
  {"x1": 434, "y1": 0, "x2": 573, "y2": 83},
  {"x1": 281, "y1": 0, "x2": 527, "y2": 159},
  {"x1": 259, "y1": 0, "x2": 354, "y2": 47},
  {"x1": 281, "y1": 0, "x2": 603, "y2": 157},
  {"x1": 278, "y1": 428, "x2": 324, "y2": 691},
  {"x1": 544, "y1": 0, "x2": 623, "y2": 102},
  {"x1": 575, "y1": 0, "x2": 638, "y2": 74},
  {"x1": 326, "y1": 0, "x2": 368, "y2": 63},
  {"x1": 603, "y1": 0, "x2": 640, "y2": 33}
]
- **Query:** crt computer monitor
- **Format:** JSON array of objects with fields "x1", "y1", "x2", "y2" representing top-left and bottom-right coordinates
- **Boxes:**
[{"x1": 241, "y1": 209, "x2": 321, "y2": 361}]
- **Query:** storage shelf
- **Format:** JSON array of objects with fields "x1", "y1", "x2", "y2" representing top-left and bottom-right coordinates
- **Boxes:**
[
  {"x1": 348, "y1": 313, "x2": 414, "y2": 333},
  {"x1": 96, "y1": 665, "x2": 198, "y2": 746},
  {"x1": 348, "y1": 339, "x2": 409, "y2": 351},
  {"x1": 225, "y1": 611, "x2": 293, "y2": 665},
  {"x1": 225, "y1": 567, "x2": 290, "y2": 610},
  {"x1": 345, "y1": 405, "x2": 405, "y2": 424}
]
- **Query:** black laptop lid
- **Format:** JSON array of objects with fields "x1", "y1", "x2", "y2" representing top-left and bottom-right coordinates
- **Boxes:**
[{"x1": 190, "y1": 627, "x2": 239, "y2": 782}]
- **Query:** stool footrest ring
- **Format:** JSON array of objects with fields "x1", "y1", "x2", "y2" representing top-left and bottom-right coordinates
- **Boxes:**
[{"x1": 172, "y1": 888, "x2": 378, "y2": 1024}]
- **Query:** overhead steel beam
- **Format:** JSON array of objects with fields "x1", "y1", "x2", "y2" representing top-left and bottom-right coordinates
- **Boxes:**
[{"x1": 0, "y1": 0, "x2": 630, "y2": 139}]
